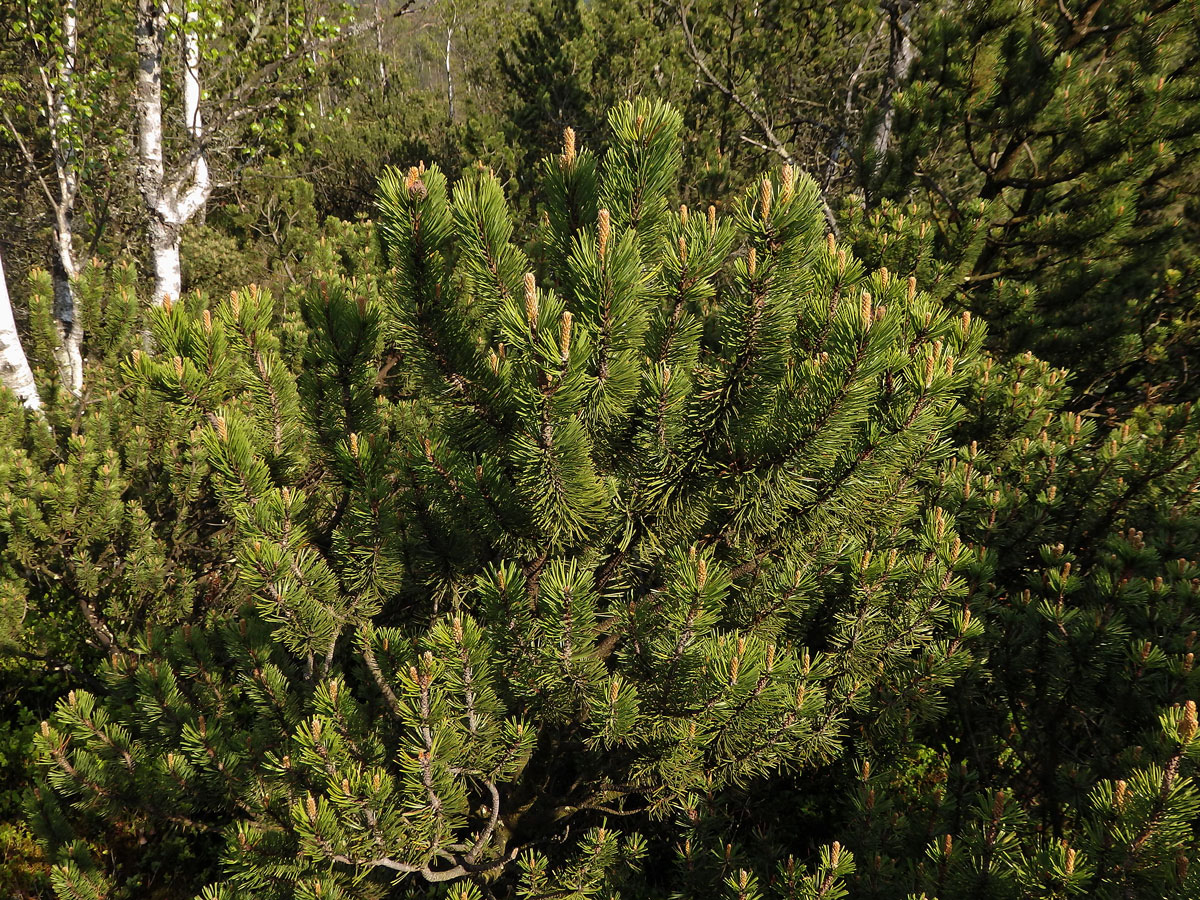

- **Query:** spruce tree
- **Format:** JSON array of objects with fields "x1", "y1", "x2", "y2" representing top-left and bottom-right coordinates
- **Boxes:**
[{"x1": 29, "y1": 99, "x2": 984, "y2": 899}]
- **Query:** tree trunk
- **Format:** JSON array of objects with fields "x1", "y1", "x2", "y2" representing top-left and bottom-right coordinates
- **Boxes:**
[
  {"x1": 445, "y1": 23, "x2": 455, "y2": 124},
  {"x1": 0, "y1": 249, "x2": 43, "y2": 411},
  {"x1": 51, "y1": 223, "x2": 84, "y2": 396},
  {"x1": 871, "y1": 1, "x2": 918, "y2": 169},
  {"x1": 135, "y1": 0, "x2": 209, "y2": 306},
  {"x1": 49, "y1": 0, "x2": 84, "y2": 394},
  {"x1": 136, "y1": 0, "x2": 169, "y2": 303},
  {"x1": 149, "y1": 215, "x2": 183, "y2": 306},
  {"x1": 373, "y1": 0, "x2": 388, "y2": 90}
]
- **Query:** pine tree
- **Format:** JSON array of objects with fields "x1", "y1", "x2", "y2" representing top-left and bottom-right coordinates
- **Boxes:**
[
  {"x1": 868, "y1": 0, "x2": 1200, "y2": 406},
  {"x1": 635, "y1": 202, "x2": 1200, "y2": 900},
  {"x1": 499, "y1": 0, "x2": 600, "y2": 185},
  {"x1": 840, "y1": 349, "x2": 1200, "y2": 900},
  {"x1": 29, "y1": 99, "x2": 984, "y2": 899},
  {"x1": 0, "y1": 259, "x2": 228, "y2": 653},
  {"x1": 0, "y1": 225, "x2": 389, "y2": 895}
]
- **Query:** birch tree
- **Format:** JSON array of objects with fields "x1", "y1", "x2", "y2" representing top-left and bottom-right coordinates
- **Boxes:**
[
  {"x1": 868, "y1": 0, "x2": 917, "y2": 170},
  {"x1": 0, "y1": 0, "x2": 124, "y2": 395},
  {"x1": 47, "y1": 0, "x2": 83, "y2": 394},
  {"x1": 133, "y1": 0, "x2": 378, "y2": 307},
  {"x1": 0, "y1": 248, "x2": 42, "y2": 411},
  {"x1": 135, "y1": 0, "x2": 208, "y2": 307}
]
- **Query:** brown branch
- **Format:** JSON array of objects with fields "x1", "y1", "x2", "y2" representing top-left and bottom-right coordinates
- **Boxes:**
[
  {"x1": 331, "y1": 841, "x2": 522, "y2": 882},
  {"x1": 77, "y1": 596, "x2": 114, "y2": 650},
  {"x1": 359, "y1": 631, "x2": 404, "y2": 717},
  {"x1": 465, "y1": 780, "x2": 501, "y2": 864}
]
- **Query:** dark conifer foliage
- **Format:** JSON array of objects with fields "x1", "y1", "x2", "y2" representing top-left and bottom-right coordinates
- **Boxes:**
[
  {"x1": 499, "y1": 0, "x2": 601, "y2": 186},
  {"x1": 829, "y1": 348, "x2": 1200, "y2": 900},
  {"x1": 869, "y1": 0, "x2": 1200, "y2": 406},
  {"x1": 3, "y1": 2, "x2": 1200, "y2": 894},
  {"x1": 26, "y1": 100, "x2": 983, "y2": 899}
]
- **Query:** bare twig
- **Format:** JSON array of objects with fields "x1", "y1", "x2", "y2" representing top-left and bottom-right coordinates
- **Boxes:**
[
  {"x1": 679, "y1": 0, "x2": 840, "y2": 236},
  {"x1": 2, "y1": 110, "x2": 58, "y2": 209}
]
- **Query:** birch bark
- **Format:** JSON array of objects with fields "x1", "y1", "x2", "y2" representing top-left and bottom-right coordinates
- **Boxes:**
[
  {"x1": 3, "y1": 1, "x2": 86, "y2": 393},
  {"x1": 374, "y1": 0, "x2": 389, "y2": 89},
  {"x1": 136, "y1": 0, "x2": 211, "y2": 306},
  {"x1": 0, "y1": 250, "x2": 43, "y2": 412},
  {"x1": 49, "y1": 0, "x2": 84, "y2": 394},
  {"x1": 445, "y1": 22, "x2": 455, "y2": 123}
]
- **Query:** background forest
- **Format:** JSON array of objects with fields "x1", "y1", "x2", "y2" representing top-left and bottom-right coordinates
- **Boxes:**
[{"x1": 1, "y1": 1, "x2": 1199, "y2": 898}]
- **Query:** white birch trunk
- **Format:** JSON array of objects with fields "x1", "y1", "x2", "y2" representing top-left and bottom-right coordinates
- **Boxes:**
[
  {"x1": 50, "y1": 0, "x2": 84, "y2": 395},
  {"x1": 51, "y1": 221, "x2": 83, "y2": 395},
  {"x1": 150, "y1": 217, "x2": 183, "y2": 306},
  {"x1": 136, "y1": 0, "x2": 210, "y2": 307},
  {"x1": 445, "y1": 23, "x2": 455, "y2": 123},
  {"x1": 0, "y1": 250, "x2": 43, "y2": 412},
  {"x1": 180, "y1": 5, "x2": 208, "y2": 204},
  {"x1": 373, "y1": 0, "x2": 388, "y2": 89}
]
